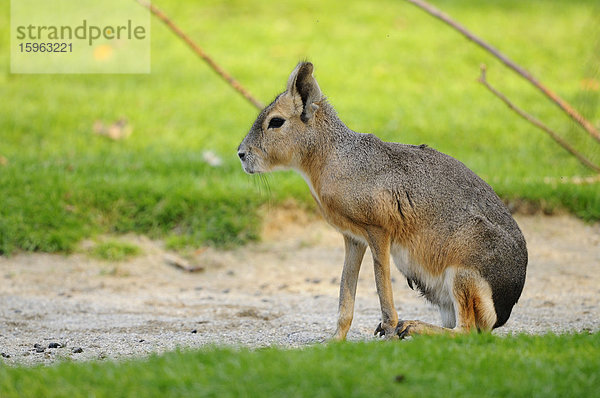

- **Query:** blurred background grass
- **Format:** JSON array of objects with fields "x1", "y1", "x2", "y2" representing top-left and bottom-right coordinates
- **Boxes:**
[{"x1": 1, "y1": 0, "x2": 599, "y2": 254}]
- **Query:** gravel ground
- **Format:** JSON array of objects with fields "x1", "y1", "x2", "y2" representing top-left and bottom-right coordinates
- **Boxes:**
[{"x1": 1, "y1": 209, "x2": 599, "y2": 366}]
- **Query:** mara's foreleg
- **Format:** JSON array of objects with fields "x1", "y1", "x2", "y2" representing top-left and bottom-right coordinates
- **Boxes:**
[
  {"x1": 395, "y1": 268, "x2": 497, "y2": 339},
  {"x1": 332, "y1": 235, "x2": 367, "y2": 341},
  {"x1": 367, "y1": 228, "x2": 399, "y2": 339}
]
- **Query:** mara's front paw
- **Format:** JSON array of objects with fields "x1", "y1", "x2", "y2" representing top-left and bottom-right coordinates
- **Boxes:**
[
  {"x1": 330, "y1": 330, "x2": 347, "y2": 342},
  {"x1": 374, "y1": 322, "x2": 399, "y2": 340}
]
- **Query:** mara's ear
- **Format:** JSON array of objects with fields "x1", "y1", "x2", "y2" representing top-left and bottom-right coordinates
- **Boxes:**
[{"x1": 286, "y1": 62, "x2": 322, "y2": 122}]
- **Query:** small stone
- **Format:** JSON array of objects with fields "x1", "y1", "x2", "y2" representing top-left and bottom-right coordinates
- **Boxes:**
[
  {"x1": 1, "y1": 352, "x2": 10, "y2": 358},
  {"x1": 72, "y1": 347, "x2": 83, "y2": 354},
  {"x1": 33, "y1": 343, "x2": 43, "y2": 349},
  {"x1": 222, "y1": 289, "x2": 230, "y2": 294},
  {"x1": 191, "y1": 329, "x2": 198, "y2": 334},
  {"x1": 138, "y1": 339, "x2": 145, "y2": 343},
  {"x1": 35, "y1": 347, "x2": 45, "y2": 353},
  {"x1": 394, "y1": 374, "x2": 406, "y2": 383},
  {"x1": 48, "y1": 343, "x2": 61, "y2": 349}
]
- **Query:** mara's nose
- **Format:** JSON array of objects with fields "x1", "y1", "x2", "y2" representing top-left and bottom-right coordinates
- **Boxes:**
[{"x1": 237, "y1": 151, "x2": 246, "y2": 161}]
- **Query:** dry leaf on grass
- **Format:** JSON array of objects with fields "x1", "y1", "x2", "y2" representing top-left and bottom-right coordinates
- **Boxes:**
[
  {"x1": 164, "y1": 253, "x2": 205, "y2": 273},
  {"x1": 202, "y1": 150, "x2": 223, "y2": 167},
  {"x1": 93, "y1": 118, "x2": 132, "y2": 140}
]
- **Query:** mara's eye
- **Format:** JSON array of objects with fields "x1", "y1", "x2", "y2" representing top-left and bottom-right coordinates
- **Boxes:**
[{"x1": 268, "y1": 117, "x2": 285, "y2": 129}]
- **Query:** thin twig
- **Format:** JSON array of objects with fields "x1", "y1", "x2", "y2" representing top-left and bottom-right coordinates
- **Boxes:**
[
  {"x1": 478, "y1": 65, "x2": 600, "y2": 173},
  {"x1": 484, "y1": 174, "x2": 600, "y2": 186},
  {"x1": 404, "y1": 0, "x2": 600, "y2": 143},
  {"x1": 540, "y1": 175, "x2": 600, "y2": 185},
  {"x1": 136, "y1": 0, "x2": 264, "y2": 110}
]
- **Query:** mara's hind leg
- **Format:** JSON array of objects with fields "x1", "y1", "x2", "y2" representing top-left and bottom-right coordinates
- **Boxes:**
[{"x1": 394, "y1": 268, "x2": 497, "y2": 339}]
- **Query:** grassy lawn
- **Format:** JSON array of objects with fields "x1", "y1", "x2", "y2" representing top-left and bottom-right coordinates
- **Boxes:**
[
  {"x1": 1, "y1": 333, "x2": 599, "y2": 397},
  {"x1": 1, "y1": 0, "x2": 599, "y2": 254}
]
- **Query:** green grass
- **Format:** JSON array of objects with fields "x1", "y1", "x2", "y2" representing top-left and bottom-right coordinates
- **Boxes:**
[
  {"x1": 1, "y1": 333, "x2": 599, "y2": 397},
  {"x1": 1, "y1": 0, "x2": 599, "y2": 254},
  {"x1": 90, "y1": 240, "x2": 141, "y2": 261}
]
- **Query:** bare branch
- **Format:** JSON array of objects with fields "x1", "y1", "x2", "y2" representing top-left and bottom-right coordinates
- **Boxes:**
[
  {"x1": 136, "y1": 0, "x2": 264, "y2": 110},
  {"x1": 478, "y1": 65, "x2": 600, "y2": 173},
  {"x1": 404, "y1": 0, "x2": 600, "y2": 143},
  {"x1": 541, "y1": 175, "x2": 600, "y2": 185}
]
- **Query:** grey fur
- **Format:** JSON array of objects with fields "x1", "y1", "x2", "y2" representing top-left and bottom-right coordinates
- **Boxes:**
[{"x1": 238, "y1": 62, "x2": 527, "y2": 339}]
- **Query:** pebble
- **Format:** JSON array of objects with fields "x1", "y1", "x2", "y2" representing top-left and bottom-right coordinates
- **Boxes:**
[
  {"x1": 305, "y1": 278, "x2": 321, "y2": 284},
  {"x1": 72, "y1": 347, "x2": 83, "y2": 353},
  {"x1": 1, "y1": 353, "x2": 10, "y2": 358},
  {"x1": 191, "y1": 329, "x2": 198, "y2": 334},
  {"x1": 48, "y1": 343, "x2": 61, "y2": 349}
]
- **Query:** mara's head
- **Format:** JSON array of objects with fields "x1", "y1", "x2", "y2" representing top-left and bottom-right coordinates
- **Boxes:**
[{"x1": 237, "y1": 62, "x2": 323, "y2": 174}]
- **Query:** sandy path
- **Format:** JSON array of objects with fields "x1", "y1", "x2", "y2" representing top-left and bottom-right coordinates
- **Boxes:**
[{"x1": 1, "y1": 209, "x2": 599, "y2": 365}]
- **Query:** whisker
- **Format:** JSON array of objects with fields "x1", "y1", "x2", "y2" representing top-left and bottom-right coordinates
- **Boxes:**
[
  {"x1": 251, "y1": 175, "x2": 260, "y2": 192},
  {"x1": 264, "y1": 174, "x2": 273, "y2": 202},
  {"x1": 259, "y1": 174, "x2": 273, "y2": 205}
]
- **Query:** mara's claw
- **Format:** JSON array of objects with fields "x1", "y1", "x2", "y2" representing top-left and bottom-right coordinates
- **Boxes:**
[
  {"x1": 374, "y1": 322, "x2": 386, "y2": 337},
  {"x1": 395, "y1": 320, "x2": 412, "y2": 339}
]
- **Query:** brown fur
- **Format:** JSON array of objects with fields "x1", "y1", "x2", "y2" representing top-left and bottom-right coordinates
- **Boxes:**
[{"x1": 238, "y1": 62, "x2": 528, "y2": 340}]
